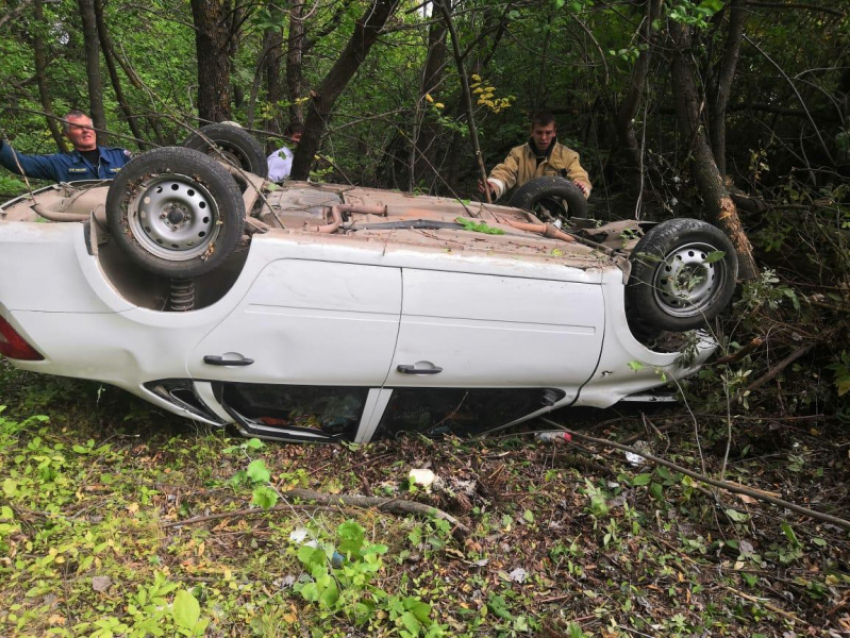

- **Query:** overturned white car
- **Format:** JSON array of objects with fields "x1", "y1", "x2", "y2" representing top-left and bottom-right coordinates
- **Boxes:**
[{"x1": 0, "y1": 125, "x2": 737, "y2": 442}]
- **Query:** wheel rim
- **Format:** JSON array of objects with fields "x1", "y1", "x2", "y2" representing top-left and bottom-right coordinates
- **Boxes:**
[
  {"x1": 205, "y1": 143, "x2": 246, "y2": 170},
  {"x1": 127, "y1": 174, "x2": 221, "y2": 261},
  {"x1": 652, "y1": 242, "x2": 728, "y2": 318}
]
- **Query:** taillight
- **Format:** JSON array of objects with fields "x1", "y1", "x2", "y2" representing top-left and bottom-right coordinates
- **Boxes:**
[{"x1": 0, "y1": 316, "x2": 44, "y2": 361}]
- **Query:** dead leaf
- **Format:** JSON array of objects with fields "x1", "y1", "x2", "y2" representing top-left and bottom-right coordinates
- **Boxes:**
[{"x1": 92, "y1": 576, "x2": 111, "y2": 592}]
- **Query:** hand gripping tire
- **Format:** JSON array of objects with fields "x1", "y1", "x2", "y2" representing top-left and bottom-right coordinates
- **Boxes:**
[
  {"x1": 105, "y1": 147, "x2": 246, "y2": 278},
  {"x1": 626, "y1": 218, "x2": 738, "y2": 332},
  {"x1": 182, "y1": 123, "x2": 269, "y2": 178},
  {"x1": 508, "y1": 176, "x2": 588, "y2": 219}
]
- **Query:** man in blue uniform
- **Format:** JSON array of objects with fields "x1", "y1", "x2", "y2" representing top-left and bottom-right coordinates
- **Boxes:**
[{"x1": 0, "y1": 110, "x2": 132, "y2": 182}]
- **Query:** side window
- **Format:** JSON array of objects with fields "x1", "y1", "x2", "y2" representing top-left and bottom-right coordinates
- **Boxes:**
[
  {"x1": 374, "y1": 388, "x2": 565, "y2": 439},
  {"x1": 216, "y1": 383, "x2": 368, "y2": 440}
]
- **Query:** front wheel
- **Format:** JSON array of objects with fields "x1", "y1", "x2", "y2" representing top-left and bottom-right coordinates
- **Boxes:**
[
  {"x1": 626, "y1": 218, "x2": 738, "y2": 333},
  {"x1": 105, "y1": 147, "x2": 246, "y2": 278}
]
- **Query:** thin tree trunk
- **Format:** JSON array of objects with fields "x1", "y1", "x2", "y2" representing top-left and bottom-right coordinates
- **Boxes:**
[
  {"x1": 286, "y1": 0, "x2": 305, "y2": 124},
  {"x1": 708, "y1": 0, "x2": 746, "y2": 176},
  {"x1": 670, "y1": 22, "x2": 758, "y2": 281},
  {"x1": 32, "y1": 0, "x2": 67, "y2": 152},
  {"x1": 76, "y1": 0, "x2": 107, "y2": 143},
  {"x1": 94, "y1": 0, "x2": 144, "y2": 149},
  {"x1": 435, "y1": 0, "x2": 490, "y2": 203},
  {"x1": 189, "y1": 0, "x2": 234, "y2": 123},
  {"x1": 413, "y1": 14, "x2": 448, "y2": 186},
  {"x1": 290, "y1": 0, "x2": 401, "y2": 180},
  {"x1": 264, "y1": 24, "x2": 284, "y2": 136},
  {"x1": 614, "y1": 0, "x2": 662, "y2": 190}
]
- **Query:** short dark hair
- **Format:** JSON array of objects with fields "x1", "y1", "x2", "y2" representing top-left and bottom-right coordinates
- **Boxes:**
[
  {"x1": 63, "y1": 110, "x2": 91, "y2": 134},
  {"x1": 284, "y1": 122, "x2": 305, "y2": 138},
  {"x1": 531, "y1": 111, "x2": 556, "y2": 128}
]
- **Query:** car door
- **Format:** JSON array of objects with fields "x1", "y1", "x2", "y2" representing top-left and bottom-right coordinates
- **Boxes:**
[
  {"x1": 187, "y1": 259, "x2": 401, "y2": 441},
  {"x1": 369, "y1": 269, "x2": 604, "y2": 439}
]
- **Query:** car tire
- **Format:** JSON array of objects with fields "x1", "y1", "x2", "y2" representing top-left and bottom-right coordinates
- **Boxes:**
[
  {"x1": 626, "y1": 218, "x2": 738, "y2": 332},
  {"x1": 182, "y1": 123, "x2": 269, "y2": 178},
  {"x1": 105, "y1": 147, "x2": 246, "y2": 278},
  {"x1": 508, "y1": 176, "x2": 588, "y2": 219}
]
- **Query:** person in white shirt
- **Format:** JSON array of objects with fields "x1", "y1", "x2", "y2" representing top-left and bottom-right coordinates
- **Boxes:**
[{"x1": 267, "y1": 122, "x2": 304, "y2": 182}]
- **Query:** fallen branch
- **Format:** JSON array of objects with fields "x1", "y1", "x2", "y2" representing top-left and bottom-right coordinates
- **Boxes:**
[
  {"x1": 286, "y1": 488, "x2": 469, "y2": 539},
  {"x1": 540, "y1": 418, "x2": 850, "y2": 532},
  {"x1": 710, "y1": 337, "x2": 764, "y2": 366},
  {"x1": 162, "y1": 488, "x2": 469, "y2": 538},
  {"x1": 744, "y1": 342, "x2": 813, "y2": 393},
  {"x1": 723, "y1": 586, "x2": 810, "y2": 626}
]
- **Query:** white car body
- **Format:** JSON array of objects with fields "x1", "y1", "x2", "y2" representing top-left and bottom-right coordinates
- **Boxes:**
[{"x1": 0, "y1": 179, "x2": 715, "y2": 442}]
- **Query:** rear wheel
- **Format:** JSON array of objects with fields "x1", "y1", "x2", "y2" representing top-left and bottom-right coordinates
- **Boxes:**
[
  {"x1": 182, "y1": 123, "x2": 269, "y2": 178},
  {"x1": 626, "y1": 218, "x2": 738, "y2": 332},
  {"x1": 508, "y1": 176, "x2": 587, "y2": 219},
  {"x1": 105, "y1": 147, "x2": 246, "y2": 278}
]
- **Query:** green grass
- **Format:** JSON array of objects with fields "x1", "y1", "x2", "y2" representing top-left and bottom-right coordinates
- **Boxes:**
[{"x1": 1, "y1": 363, "x2": 849, "y2": 637}]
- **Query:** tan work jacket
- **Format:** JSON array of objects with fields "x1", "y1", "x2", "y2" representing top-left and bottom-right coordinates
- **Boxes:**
[{"x1": 487, "y1": 141, "x2": 591, "y2": 199}]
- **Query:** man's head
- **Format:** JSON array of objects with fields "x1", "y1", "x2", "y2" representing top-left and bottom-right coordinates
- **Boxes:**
[
  {"x1": 64, "y1": 111, "x2": 97, "y2": 151},
  {"x1": 530, "y1": 111, "x2": 557, "y2": 152},
  {"x1": 284, "y1": 122, "x2": 304, "y2": 144}
]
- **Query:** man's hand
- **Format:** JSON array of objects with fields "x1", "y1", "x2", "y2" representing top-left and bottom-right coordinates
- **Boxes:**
[
  {"x1": 574, "y1": 180, "x2": 590, "y2": 199},
  {"x1": 478, "y1": 178, "x2": 498, "y2": 200}
]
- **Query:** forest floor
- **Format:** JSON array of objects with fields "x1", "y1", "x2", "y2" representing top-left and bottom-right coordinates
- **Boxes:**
[{"x1": 1, "y1": 362, "x2": 849, "y2": 638}]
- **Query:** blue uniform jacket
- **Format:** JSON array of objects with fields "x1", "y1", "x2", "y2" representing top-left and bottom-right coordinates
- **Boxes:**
[{"x1": 0, "y1": 140, "x2": 132, "y2": 182}]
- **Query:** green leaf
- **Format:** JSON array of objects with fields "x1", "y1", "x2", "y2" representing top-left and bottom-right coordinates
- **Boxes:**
[
  {"x1": 172, "y1": 590, "x2": 200, "y2": 630},
  {"x1": 704, "y1": 250, "x2": 726, "y2": 264},
  {"x1": 649, "y1": 483, "x2": 664, "y2": 501},
  {"x1": 628, "y1": 360, "x2": 645, "y2": 371},
  {"x1": 318, "y1": 579, "x2": 339, "y2": 608},
  {"x1": 252, "y1": 486, "x2": 279, "y2": 510},
  {"x1": 246, "y1": 459, "x2": 271, "y2": 484},
  {"x1": 338, "y1": 520, "x2": 366, "y2": 556},
  {"x1": 781, "y1": 522, "x2": 801, "y2": 547},
  {"x1": 724, "y1": 508, "x2": 750, "y2": 523},
  {"x1": 523, "y1": 509, "x2": 535, "y2": 523},
  {"x1": 246, "y1": 438, "x2": 265, "y2": 450},
  {"x1": 632, "y1": 473, "x2": 652, "y2": 486},
  {"x1": 400, "y1": 611, "x2": 421, "y2": 634}
]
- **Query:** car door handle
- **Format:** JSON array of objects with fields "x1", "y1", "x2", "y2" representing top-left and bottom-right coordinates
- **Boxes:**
[
  {"x1": 397, "y1": 364, "x2": 442, "y2": 375},
  {"x1": 203, "y1": 355, "x2": 254, "y2": 367}
]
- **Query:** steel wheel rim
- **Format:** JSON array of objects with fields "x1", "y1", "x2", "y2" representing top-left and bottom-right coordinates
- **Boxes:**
[
  {"x1": 127, "y1": 174, "x2": 220, "y2": 261},
  {"x1": 204, "y1": 143, "x2": 246, "y2": 170},
  {"x1": 652, "y1": 241, "x2": 727, "y2": 318}
]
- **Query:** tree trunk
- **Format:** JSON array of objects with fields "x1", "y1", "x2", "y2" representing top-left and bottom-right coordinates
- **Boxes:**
[
  {"x1": 264, "y1": 24, "x2": 284, "y2": 137},
  {"x1": 670, "y1": 21, "x2": 758, "y2": 281},
  {"x1": 286, "y1": 0, "x2": 305, "y2": 124},
  {"x1": 290, "y1": 0, "x2": 401, "y2": 180},
  {"x1": 94, "y1": 0, "x2": 144, "y2": 150},
  {"x1": 76, "y1": 0, "x2": 107, "y2": 143},
  {"x1": 189, "y1": 0, "x2": 234, "y2": 123},
  {"x1": 413, "y1": 15, "x2": 448, "y2": 186},
  {"x1": 614, "y1": 0, "x2": 662, "y2": 192},
  {"x1": 708, "y1": 0, "x2": 746, "y2": 176},
  {"x1": 32, "y1": 0, "x2": 67, "y2": 152}
]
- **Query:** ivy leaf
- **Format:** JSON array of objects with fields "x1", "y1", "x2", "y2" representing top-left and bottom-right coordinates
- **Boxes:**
[
  {"x1": 246, "y1": 438, "x2": 265, "y2": 450},
  {"x1": 252, "y1": 486, "x2": 279, "y2": 510},
  {"x1": 246, "y1": 460, "x2": 271, "y2": 484},
  {"x1": 172, "y1": 590, "x2": 201, "y2": 630},
  {"x1": 704, "y1": 250, "x2": 726, "y2": 264}
]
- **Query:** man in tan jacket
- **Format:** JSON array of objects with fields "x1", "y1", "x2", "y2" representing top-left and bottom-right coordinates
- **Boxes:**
[{"x1": 479, "y1": 111, "x2": 592, "y2": 201}]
